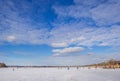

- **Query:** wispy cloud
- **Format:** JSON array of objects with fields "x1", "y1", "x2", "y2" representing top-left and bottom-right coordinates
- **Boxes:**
[
  {"x1": 0, "y1": 0, "x2": 120, "y2": 61},
  {"x1": 51, "y1": 42, "x2": 68, "y2": 47},
  {"x1": 49, "y1": 24, "x2": 120, "y2": 47},
  {"x1": 51, "y1": 0, "x2": 120, "y2": 50},
  {"x1": 0, "y1": 0, "x2": 49, "y2": 45},
  {"x1": 0, "y1": 0, "x2": 120, "y2": 47},
  {"x1": 53, "y1": 0, "x2": 120, "y2": 26},
  {"x1": 91, "y1": 0, "x2": 120, "y2": 25},
  {"x1": 53, "y1": 46, "x2": 84, "y2": 56},
  {"x1": 6, "y1": 35, "x2": 16, "y2": 42},
  {"x1": 49, "y1": 52, "x2": 120, "y2": 65}
]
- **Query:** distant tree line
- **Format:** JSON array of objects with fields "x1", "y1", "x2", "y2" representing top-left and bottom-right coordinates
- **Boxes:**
[
  {"x1": 0, "y1": 63, "x2": 7, "y2": 67},
  {"x1": 84, "y1": 59, "x2": 120, "y2": 69}
]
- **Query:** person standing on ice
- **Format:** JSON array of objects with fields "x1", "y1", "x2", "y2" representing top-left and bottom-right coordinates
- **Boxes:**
[
  {"x1": 77, "y1": 66, "x2": 79, "y2": 70},
  {"x1": 12, "y1": 68, "x2": 14, "y2": 71},
  {"x1": 67, "y1": 66, "x2": 70, "y2": 70}
]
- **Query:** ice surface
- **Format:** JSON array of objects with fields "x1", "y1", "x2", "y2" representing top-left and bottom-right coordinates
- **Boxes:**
[{"x1": 0, "y1": 67, "x2": 120, "y2": 81}]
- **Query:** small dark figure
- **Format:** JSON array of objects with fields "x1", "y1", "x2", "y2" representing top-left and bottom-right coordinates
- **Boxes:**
[
  {"x1": 88, "y1": 67, "x2": 91, "y2": 69},
  {"x1": 13, "y1": 68, "x2": 14, "y2": 71},
  {"x1": 67, "y1": 67, "x2": 70, "y2": 70},
  {"x1": 77, "y1": 66, "x2": 79, "y2": 70}
]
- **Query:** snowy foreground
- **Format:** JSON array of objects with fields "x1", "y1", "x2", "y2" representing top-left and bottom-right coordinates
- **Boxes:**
[{"x1": 0, "y1": 67, "x2": 120, "y2": 81}]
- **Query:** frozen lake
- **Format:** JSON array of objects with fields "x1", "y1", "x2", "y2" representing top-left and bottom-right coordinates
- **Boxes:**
[{"x1": 0, "y1": 67, "x2": 120, "y2": 81}]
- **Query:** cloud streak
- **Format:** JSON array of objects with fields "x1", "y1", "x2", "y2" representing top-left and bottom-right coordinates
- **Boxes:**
[
  {"x1": 0, "y1": 0, "x2": 120, "y2": 47},
  {"x1": 53, "y1": 46, "x2": 84, "y2": 56},
  {"x1": 53, "y1": 0, "x2": 120, "y2": 26},
  {"x1": 0, "y1": 0, "x2": 120, "y2": 61}
]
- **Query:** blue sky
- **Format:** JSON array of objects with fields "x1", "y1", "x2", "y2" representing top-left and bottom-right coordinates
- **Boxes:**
[{"x1": 0, "y1": 0, "x2": 120, "y2": 66}]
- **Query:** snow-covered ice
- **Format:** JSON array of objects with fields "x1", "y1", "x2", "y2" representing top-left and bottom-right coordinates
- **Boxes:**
[{"x1": 0, "y1": 67, "x2": 120, "y2": 81}]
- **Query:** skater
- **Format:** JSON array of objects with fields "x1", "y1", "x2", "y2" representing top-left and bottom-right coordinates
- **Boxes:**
[
  {"x1": 67, "y1": 67, "x2": 70, "y2": 70},
  {"x1": 77, "y1": 66, "x2": 79, "y2": 70},
  {"x1": 12, "y1": 68, "x2": 14, "y2": 71}
]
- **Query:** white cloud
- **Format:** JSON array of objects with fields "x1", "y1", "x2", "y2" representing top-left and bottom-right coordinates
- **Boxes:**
[
  {"x1": 0, "y1": 0, "x2": 120, "y2": 66},
  {"x1": 51, "y1": 42, "x2": 68, "y2": 47},
  {"x1": 53, "y1": 5, "x2": 91, "y2": 18},
  {"x1": 53, "y1": 0, "x2": 120, "y2": 26},
  {"x1": 49, "y1": 52, "x2": 120, "y2": 65},
  {"x1": 0, "y1": 18, "x2": 120, "y2": 48},
  {"x1": 53, "y1": 46, "x2": 84, "y2": 56},
  {"x1": 0, "y1": 0, "x2": 49, "y2": 45},
  {"x1": 6, "y1": 35, "x2": 16, "y2": 42},
  {"x1": 49, "y1": 23, "x2": 120, "y2": 47},
  {"x1": 70, "y1": 36, "x2": 86, "y2": 42},
  {"x1": 0, "y1": 0, "x2": 120, "y2": 49},
  {"x1": 90, "y1": 0, "x2": 120, "y2": 25}
]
